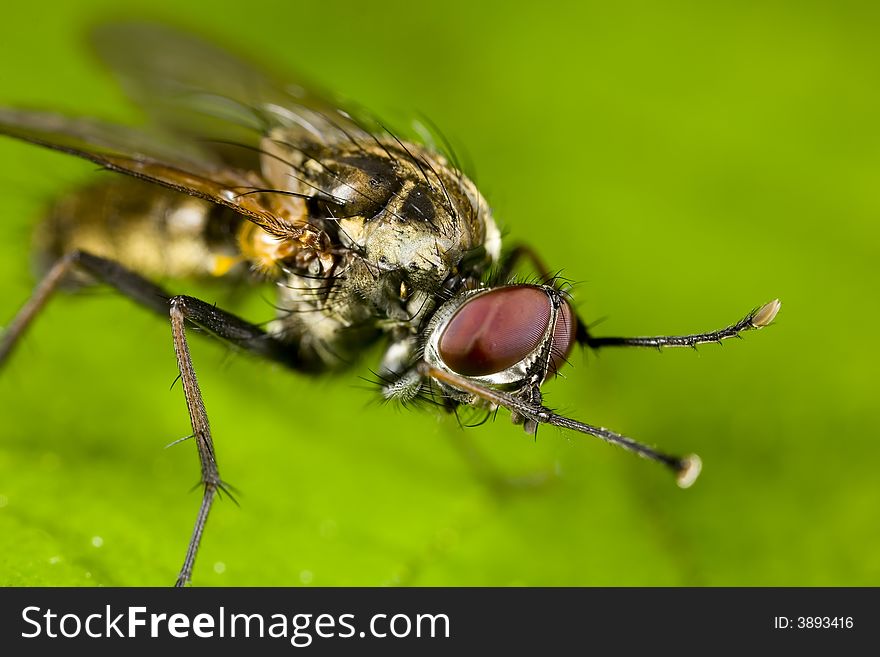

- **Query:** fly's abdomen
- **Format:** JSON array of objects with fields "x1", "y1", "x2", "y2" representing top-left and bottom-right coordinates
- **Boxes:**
[{"x1": 35, "y1": 177, "x2": 245, "y2": 283}]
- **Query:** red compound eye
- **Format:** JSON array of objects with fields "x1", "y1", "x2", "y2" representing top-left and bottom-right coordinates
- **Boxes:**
[
  {"x1": 548, "y1": 301, "x2": 577, "y2": 375},
  {"x1": 438, "y1": 285, "x2": 551, "y2": 377}
]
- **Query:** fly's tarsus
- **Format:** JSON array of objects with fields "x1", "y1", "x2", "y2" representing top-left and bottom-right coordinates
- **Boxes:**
[
  {"x1": 750, "y1": 298, "x2": 782, "y2": 328},
  {"x1": 676, "y1": 454, "x2": 702, "y2": 489},
  {"x1": 418, "y1": 361, "x2": 702, "y2": 487},
  {"x1": 540, "y1": 410, "x2": 701, "y2": 486}
]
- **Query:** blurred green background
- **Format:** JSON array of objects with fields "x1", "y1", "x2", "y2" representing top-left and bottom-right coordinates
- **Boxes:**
[{"x1": 0, "y1": 0, "x2": 877, "y2": 586}]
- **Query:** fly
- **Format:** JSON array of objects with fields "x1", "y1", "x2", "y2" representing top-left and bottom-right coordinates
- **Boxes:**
[{"x1": 0, "y1": 22, "x2": 780, "y2": 586}]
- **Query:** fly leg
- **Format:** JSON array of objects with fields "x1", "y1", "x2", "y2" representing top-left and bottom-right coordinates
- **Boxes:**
[
  {"x1": 165, "y1": 295, "x2": 276, "y2": 587},
  {"x1": 579, "y1": 299, "x2": 781, "y2": 350},
  {"x1": 1, "y1": 249, "x2": 303, "y2": 586},
  {"x1": 496, "y1": 244, "x2": 557, "y2": 283},
  {"x1": 421, "y1": 362, "x2": 702, "y2": 488},
  {"x1": 162, "y1": 294, "x2": 324, "y2": 585},
  {"x1": 1, "y1": 250, "x2": 301, "y2": 368},
  {"x1": 1, "y1": 250, "x2": 169, "y2": 364}
]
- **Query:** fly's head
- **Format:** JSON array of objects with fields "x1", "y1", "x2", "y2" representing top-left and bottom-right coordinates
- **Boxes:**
[{"x1": 390, "y1": 283, "x2": 578, "y2": 432}]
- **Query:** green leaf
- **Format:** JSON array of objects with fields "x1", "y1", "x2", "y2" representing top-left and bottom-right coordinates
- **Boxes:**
[{"x1": 1, "y1": 0, "x2": 878, "y2": 587}]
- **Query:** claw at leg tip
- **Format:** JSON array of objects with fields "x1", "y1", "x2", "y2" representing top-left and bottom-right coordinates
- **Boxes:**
[
  {"x1": 676, "y1": 454, "x2": 702, "y2": 488},
  {"x1": 752, "y1": 299, "x2": 781, "y2": 327}
]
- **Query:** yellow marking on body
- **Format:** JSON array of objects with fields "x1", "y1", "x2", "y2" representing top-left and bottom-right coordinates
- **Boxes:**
[{"x1": 211, "y1": 255, "x2": 243, "y2": 277}]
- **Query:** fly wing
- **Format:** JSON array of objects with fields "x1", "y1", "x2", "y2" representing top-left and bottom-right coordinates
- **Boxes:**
[
  {"x1": 89, "y1": 21, "x2": 376, "y2": 161},
  {"x1": 0, "y1": 107, "x2": 318, "y2": 242}
]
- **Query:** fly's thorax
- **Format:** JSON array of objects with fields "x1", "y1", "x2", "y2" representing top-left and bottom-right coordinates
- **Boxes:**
[{"x1": 260, "y1": 130, "x2": 500, "y2": 310}]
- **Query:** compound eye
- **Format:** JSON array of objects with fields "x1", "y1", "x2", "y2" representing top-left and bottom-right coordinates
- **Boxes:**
[
  {"x1": 438, "y1": 286, "x2": 551, "y2": 377},
  {"x1": 548, "y1": 301, "x2": 577, "y2": 375}
]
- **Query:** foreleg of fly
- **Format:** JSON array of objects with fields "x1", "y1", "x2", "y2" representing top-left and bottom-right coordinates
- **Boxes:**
[
  {"x1": 580, "y1": 299, "x2": 781, "y2": 351},
  {"x1": 418, "y1": 362, "x2": 702, "y2": 488},
  {"x1": 497, "y1": 244, "x2": 556, "y2": 283}
]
